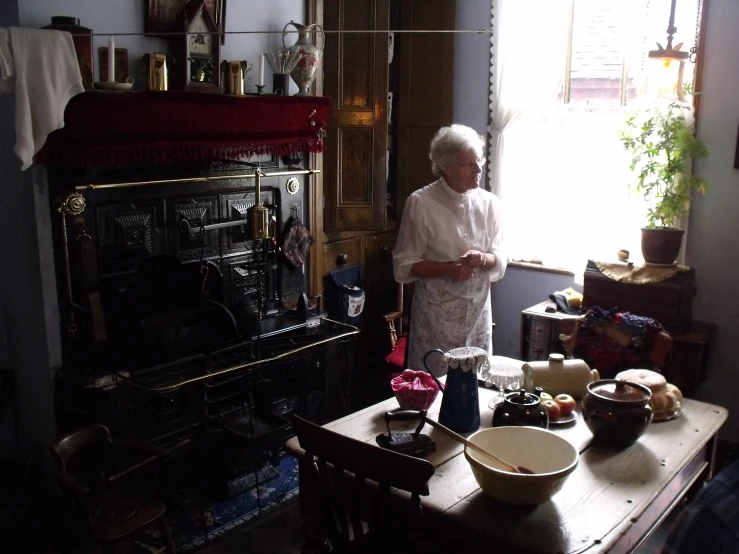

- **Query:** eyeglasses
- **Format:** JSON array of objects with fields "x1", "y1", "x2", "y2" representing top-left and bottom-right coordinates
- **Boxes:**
[{"x1": 456, "y1": 158, "x2": 485, "y2": 169}]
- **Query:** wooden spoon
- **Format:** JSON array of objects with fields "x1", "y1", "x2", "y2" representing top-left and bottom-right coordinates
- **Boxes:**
[{"x1": 423, "y1": 417, "x2": 535, "y2": 475}]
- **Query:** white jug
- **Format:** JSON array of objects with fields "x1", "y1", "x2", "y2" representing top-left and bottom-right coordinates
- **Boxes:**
[{"x1": 522, "y1": 353, "x2": 599, "y2": 399}]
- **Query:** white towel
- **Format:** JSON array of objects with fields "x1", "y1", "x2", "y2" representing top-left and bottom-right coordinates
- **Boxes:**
[
  {"x1": 7, "y1": 27, "x2": 84, "y2": 170},
  {"x1": 0, "y1": 28, "x2": 13, "y2": 93}
]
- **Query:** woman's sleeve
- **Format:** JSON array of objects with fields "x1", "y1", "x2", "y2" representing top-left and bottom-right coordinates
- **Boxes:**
[
  {"x1": 393, "y1": 194, "x2": 427, "y2": 284},
  {"x1": 487, "y1": 194, "x2": 507, "y2": 283}
]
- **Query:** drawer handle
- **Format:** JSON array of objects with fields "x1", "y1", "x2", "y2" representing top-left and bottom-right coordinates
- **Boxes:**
[{"x1": 336, "y1": 253, "x2": 348, "y2": 265}]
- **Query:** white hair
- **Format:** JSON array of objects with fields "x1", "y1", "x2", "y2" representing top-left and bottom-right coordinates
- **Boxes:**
[{"x1": 428, "y1": 124, "x2": 485, "y2": 177}]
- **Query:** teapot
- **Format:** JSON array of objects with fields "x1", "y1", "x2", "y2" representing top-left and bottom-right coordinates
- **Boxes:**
[
  {"x1": 221, "y1": 60, "x2": 252, "y2": 95},
  {"x1": 492, "y1": 388, "x2": 549, "y2": 429},
  {"x1": 282, "y1": 20, "x2": 324, "y2": 96},
  {"x1": 423, "y1": 347, "x2": 486, "y2": 433}
]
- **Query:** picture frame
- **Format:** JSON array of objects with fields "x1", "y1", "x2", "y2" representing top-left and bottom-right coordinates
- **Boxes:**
[
  {"x1": 735, "y1": 123, "x2": 739, "y2": 170},
  {"x1": 146, "y1": 0, "x2": 226, "y2": 44},
  {"x1": 145, "y1": 0, "x2": 188, "y2": 34}
]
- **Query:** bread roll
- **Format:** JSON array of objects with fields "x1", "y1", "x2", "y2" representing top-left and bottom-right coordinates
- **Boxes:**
[{"x1": 615, "y1": 369, "x2": 667, "y2": 395}]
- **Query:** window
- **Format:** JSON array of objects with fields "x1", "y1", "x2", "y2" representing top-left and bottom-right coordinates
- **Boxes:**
[{"x1": 489, "y1": 0, "x2": 702, "y2": 276}]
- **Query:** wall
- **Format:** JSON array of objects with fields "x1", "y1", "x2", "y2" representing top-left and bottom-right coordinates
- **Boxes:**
[
  {"x1": 20, "y1": 0, "x2": 306, "y2": 94},
  {"x1": 454, "y1": 0, "x2": 492, "y2": 190},
  {"x1": 686, "y1": 0, "x2": 739, "y2": 439},
  {"x1": 0, "y1": 1, "x2": 59, "y2": 473}
]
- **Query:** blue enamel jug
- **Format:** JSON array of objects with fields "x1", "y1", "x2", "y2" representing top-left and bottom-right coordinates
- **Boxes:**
[{"x1": 423, "y1": 347, "x2": 485, "y2": 433}]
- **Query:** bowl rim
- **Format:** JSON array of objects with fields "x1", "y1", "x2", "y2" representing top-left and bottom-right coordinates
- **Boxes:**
[{"x1": 464, "y1": 426, "x2": 579, "y2": 477}]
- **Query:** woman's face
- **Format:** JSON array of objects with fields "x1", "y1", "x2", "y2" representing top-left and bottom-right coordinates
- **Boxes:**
[{"x1": 443, "y1": 149, "x2": 483, "y2": 193}]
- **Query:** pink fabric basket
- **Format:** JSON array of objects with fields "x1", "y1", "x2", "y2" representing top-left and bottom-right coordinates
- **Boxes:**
[{"x1": 391, "y1": 369, "x2": 440, "y2": 411}]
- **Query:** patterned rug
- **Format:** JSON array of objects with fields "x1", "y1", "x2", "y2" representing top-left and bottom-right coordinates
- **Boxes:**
[{"x1": 138, "y1": 452, "x2": 300, "y2": 552}]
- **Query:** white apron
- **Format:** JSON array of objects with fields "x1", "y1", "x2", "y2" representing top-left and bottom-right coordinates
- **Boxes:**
[{"x1": 406, "y1": 271, "x2": 492, "y2": 377}]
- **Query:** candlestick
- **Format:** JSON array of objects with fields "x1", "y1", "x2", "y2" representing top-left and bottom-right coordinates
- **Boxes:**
[
  {"x1": 257, "y1": 51, "x2": 265, "y2": 87},
  {"x1": 256, "y1": 84, "x2": 265, "y2": 95},
  {"x1": 107, "y1": 36, "x2": 115, "y2": 82}
]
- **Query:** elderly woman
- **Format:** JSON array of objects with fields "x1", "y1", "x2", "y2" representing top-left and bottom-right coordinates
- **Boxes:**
[{"x1": 393, "y1": 124, "x2": 506, "y2": 377}]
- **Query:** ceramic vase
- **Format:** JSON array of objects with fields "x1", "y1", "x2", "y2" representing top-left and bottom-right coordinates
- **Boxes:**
[{"x1": 282, "y1": 20, "x2": 324, "y2": 96}]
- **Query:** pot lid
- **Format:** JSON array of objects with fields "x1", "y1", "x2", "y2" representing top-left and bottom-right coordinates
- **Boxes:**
[
  {"x1": 589, "y1": 379, "x2": 652, "y2": 402},
  {"x1": 505, "y1": 390, "x2": 540, "y2": 406}
]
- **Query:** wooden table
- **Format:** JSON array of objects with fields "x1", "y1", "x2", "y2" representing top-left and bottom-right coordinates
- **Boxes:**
[{"x1": 285, "y1": 387, "x2": 727, "y2": 553}]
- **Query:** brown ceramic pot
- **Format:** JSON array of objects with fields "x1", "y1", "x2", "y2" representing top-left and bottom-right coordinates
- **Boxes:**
[{"x1": 582, "y1": 379, "x2": 653, "y2": 448}]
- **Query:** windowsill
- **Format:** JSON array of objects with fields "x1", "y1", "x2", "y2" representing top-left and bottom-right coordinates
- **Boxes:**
[{"x1": 508, "y1": 260, "x2": 575, "y2": 277}]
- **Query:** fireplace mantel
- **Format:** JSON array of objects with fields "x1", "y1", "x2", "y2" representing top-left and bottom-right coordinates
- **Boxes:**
[{"x1": 37, "y1": 91, "x2": 331, "y2": 168}]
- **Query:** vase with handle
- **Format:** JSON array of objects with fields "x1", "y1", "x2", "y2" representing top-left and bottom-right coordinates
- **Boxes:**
[
  {"x1": 423, "y1": 346, "x2": 484, "y2": 433},
  {"x1": 282, "y1": 20, "x2": 324, "y2": 96}
]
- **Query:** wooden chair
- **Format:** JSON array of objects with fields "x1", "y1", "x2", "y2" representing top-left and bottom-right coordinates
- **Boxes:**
[
  {"x1": 50, "y1": 424, "x2": 176, "y2": 554},
  {"x1": 382, "y1": 283, "x2": 412, "y2": 372},
  {"x1": 291, "y1": 414, "x2": 436, "y2": 554},
  {"x1": 382, "y1": 282, "x2": 495, "y2": 373}
]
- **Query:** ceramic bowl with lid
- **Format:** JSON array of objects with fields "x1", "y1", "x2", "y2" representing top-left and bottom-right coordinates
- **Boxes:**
[{"x1": 582, "y1": 379, "x2": 654, "y2": 448}]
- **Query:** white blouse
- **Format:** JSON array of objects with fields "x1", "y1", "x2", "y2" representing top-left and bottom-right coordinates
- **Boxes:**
[
  {"x1": 393, "y1": 178, "x2": 507, "y2": 283},
  {"x1": 392, "y1": 178, "x2": 507, "y2": 375}
]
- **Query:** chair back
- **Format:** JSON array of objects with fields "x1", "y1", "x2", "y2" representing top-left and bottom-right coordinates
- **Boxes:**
[
  {"x1": 291, "y1": 415, "x2": 435, "y2": 551},
  {"x1": 51, "y1": 424, "x2": 111, "y2": 470}
]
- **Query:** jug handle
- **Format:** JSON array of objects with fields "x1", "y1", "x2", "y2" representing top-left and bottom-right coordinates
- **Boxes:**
[
  {"x1": 422, "y1": 349, "x2": 445, "y2": 392},
  {"x1": 308, "y1": 24, "x2": 326, "y2": 51},
  {"x1": 282, "y1": 20, "x2": 298, "y2": 50}
]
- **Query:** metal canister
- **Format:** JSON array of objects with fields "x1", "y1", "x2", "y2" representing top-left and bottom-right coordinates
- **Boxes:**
[
  {"x1": 142, "y1": 53, "x2": 169, "y2": 91},
  {"x1": 43, "y1": 16, "x2": 93, "y2": 89}
]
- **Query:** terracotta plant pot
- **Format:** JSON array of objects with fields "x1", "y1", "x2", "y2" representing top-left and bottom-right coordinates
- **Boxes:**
[{"x1": 641, "y1": 227, "x2": 684, "y2": 266}]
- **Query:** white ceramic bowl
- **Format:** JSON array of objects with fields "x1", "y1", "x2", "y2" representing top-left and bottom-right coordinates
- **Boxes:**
[{"x1": 464, "y1": 426, "x2": 579, "y2": 506}]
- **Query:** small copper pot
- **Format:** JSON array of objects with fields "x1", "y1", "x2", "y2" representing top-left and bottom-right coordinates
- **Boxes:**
[{"x1": 582, "y1": 379, "x2": 653, "y2": 448}]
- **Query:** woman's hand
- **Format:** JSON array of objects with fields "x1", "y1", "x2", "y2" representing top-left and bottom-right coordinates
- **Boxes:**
[
  {"x1": 448, "y1": 263, "x2": 476, "y2": 282},
  {"x1": 460, "y1": 250, "x2": 486, "y2": 268}
]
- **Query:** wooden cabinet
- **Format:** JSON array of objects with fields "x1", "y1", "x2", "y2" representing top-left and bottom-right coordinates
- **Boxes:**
[
  {"x1": 322, "y1": 0, "x2": 389, "y2": 233},
  {"x1": 307, "y1": 0, "x2": 455, "y2": 380},
  {"x1": 663, "y1": 321, "x2": 717, "y2": 397},
  {"x1": 519, "y1": 301, "x2": 580, "y2": 362},
  {"x1": 395, "y1": 0, "x2": 456, "y2": 219}
]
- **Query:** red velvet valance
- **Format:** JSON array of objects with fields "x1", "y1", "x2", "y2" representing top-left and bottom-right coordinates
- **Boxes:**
[{"x1": 37, "y1": 91, "x2": 331, "y2": 167}]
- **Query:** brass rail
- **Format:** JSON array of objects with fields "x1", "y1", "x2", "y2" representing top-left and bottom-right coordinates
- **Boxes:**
[
  {"x1": 112, "y1": 317, "x2": 360, "y2": 393},
  {"x1": 74, "y1": 168, "x2": 320, "y2": 192}
]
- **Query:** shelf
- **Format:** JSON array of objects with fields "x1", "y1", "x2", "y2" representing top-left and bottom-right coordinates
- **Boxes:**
[{"x1": 38, "y1": 92, "x2": 332, "y2": 168}]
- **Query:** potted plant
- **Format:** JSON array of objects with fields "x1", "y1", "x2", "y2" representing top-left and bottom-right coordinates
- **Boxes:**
[{"x1": 619, "y1": 92, "x2": 708, "y2": 265}]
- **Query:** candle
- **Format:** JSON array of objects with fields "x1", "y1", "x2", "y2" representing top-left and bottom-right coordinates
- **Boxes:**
[
  {"x1": 107, "y1": 36, "x2": 115, "y2": 82},
  {"x1": 257, "y1": 51, "x2": 264, "y2": 86}
]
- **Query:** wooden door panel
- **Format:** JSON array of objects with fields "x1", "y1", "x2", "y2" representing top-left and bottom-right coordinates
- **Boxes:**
[
  {"x1": 339, "y1": 127, "x2": 374, "y2": 204},
  {"x1": 396, "y1": 0, "x2": 455, "y2": 219},
  {"x1": 324, "y1": 0, "x2": 389, "y2": 233}
]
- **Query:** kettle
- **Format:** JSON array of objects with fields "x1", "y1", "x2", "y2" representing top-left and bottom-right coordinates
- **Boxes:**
[
  {"x1": 221, "y1": 60, "x2": 252, "y2": 95},
  {"x1": 423, "y1": 347, "x2": 486, "y2": 433},
  {"x1": 492, "y1": 387, "x2": 549, "y2": 429}
]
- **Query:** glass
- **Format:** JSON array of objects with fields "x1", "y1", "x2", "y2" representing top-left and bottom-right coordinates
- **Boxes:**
[
  {"x1": 457, "y1": 157, "x2": 485, "y2": 169},
  {"x1": 479, "y1": 358, "x2": 524, "y2": 410}
]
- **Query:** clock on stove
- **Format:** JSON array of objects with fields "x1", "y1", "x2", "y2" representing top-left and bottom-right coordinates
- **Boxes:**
[{"x1": 172, "y1": 0, "x2": 221, "y2": 92}]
